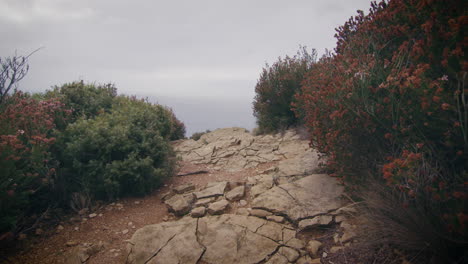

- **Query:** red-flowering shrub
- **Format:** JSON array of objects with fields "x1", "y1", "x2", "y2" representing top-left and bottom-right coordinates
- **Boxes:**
[
  {"x1": 296, "y1": 0, "x2": 466, "y2": 259},
  {"x1": 0, "y1": 92, "x2": 70, "y2": 233}
]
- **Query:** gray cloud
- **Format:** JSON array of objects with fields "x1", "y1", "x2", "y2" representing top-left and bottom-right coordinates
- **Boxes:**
[{"x1": 0, "y1": 0, "x2": 373, "y2": 135}]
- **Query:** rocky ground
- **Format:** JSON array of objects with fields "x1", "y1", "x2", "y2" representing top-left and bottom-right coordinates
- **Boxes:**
[{"x1": 5, "y1": 127, "x2": 389, "y2": 264}]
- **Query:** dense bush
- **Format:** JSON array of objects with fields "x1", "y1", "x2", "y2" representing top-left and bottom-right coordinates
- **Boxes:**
[
  {"x1": 55, "y1": 96, "x2": 177, "y2": 200},
  {"x1": 0, "y1": 92, "x2": 70, "y2": 233},
  {"x1": 296, "y1": 0, "x2": 466, "y2": 260},
  {"x1": 253, "y1": 47, "x2": 316, "y2": 133},
  {"x1": 166, "y1": 108, "x2": 186, "y2": 140},
  {"x1": 46, "y1": 81, "x2": 117, "y2": 122}
]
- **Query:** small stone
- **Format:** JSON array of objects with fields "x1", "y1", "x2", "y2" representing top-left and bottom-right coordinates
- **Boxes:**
[
  {"x1": 236, "y1": 208, "x2": 250, "y2": 216},
  {"x1": 66, "y1": 241, "x2": 79, "y2": 247},
  {"x1": 173, "y1": 183, "x2": 196, "y2": 194},
  {"x1": 286, "y1": 238, "x2": 305, "y2": 250},
  {"x1": 89, "y1": 213, "x2": 97, "y2": 218},
  {"x1": 207, "y1": 199, "x2": 229, "y2": 215},
  {"x1": 322, "y1": 252, "x2": 328, "y2": 258},
  {"x1": 296, "y1": 255, "x2": 314, "y2": 264},
  {"x1": 162, "y1": 216, "x2": 169, "y2": 221},
  {"x1": 306, "y1": 240, "x2": 322, "y2": 257},
  {"x1": 191, "y1": 207, "x2": 206, "y2": 218},
  {"x1": 266, "y1": 215, "x2": 285, "y2": 223},
  {"x1": 330, "y1": 246, "x2": 344, "y2": 253},
  {"x1": 109, "y1": 249, "x2": 116, "y2": 253},
  {"x1": 57, "y1": 225, "x2": 64, "y2": 230},
  {"x1": 98, "y1": 213, "x2": 103, "y2": 217},
  {"x1": 128, "y1": 222, "x2": 133, "y2": 226},
  {"x1": 74, "y1": 227, "x2": 79, "y2": 231},
  {"x1": 265, "y1": 253, "x2": 288, "y2": 264},
  {"x1": 122, "y1": 229, "x2": 129, "y2": 235},
  {"x1": 134, "y1": 201, "x2": 141, "y2": 205},
  {"x1": 298, "y1": 215, "x2": 333, "y2": 230},
  {"x1": 278, "y1": 246, "x2": 300, "y2": 262},
  {"x1": 35, "y1": 228, "x2": 44, "y2": 235},
  {"x1": 239, "y1": 200, "x2": 247, "y2": 206},
  {"x1": 225, "y1": 185, "x2": 245, "y2": 201},
  {"x1": 114, "y1": 253, "x2": 120, "y2": 257},
  {"x1": 194, "y1": 197, "x2": 216, "y2": 207},
  {"x1": 249, "y1": 209, "x2": 272, "y2": 218}
]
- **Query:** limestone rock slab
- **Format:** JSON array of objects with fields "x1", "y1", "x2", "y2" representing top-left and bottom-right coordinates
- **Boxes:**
[{"x1": 252, "y1": 174, "x2": 344, "y2": 222}]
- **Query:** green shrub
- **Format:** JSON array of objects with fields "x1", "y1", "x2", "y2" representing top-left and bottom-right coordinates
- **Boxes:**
[
  {"x1": 253, "y1": 47, "x2": 316, "y2": 134},
  {"x1": 165, "y1": 108, "x2": 186, "y2": 140},
  {"x1": 46, "y1": 81, "x2": 117, "y2": 122},
  {"x1": 56, "y1": 96, "x2": 176, "y2": 200}
]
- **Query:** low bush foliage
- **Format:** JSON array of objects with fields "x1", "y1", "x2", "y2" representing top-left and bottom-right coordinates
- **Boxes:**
[
  {"x1": 253, "y1": 47, "x2": 316, "y2": 134},
  {"x1": 56, "y1": 96, "x2": 177, "y2": 201},
  {"x1": 0, "y1": 80, "x2": 185, "y2": 236}
]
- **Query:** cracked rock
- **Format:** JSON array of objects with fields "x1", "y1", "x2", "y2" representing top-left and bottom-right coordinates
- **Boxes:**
[
  {"x1": 252, "y1": 174, "x2": 344, "y2": 222},
  {"x1": 207, "y1": 199, "x2": 229, "y2": 215},
  {"x1": 164, "y1": 193, "x2": 195, "y2": 216},
  {"x1": 225, "y1": 185, "x2": 245, "y2": 201}
]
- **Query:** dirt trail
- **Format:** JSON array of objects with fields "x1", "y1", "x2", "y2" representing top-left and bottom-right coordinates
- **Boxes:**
[{"x1": 5, "y1": 162, "x2": 272, "y2": 264}]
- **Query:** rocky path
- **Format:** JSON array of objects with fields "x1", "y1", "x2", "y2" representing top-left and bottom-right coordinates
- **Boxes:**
[
  {"x1": 8, "y1": 128, "x2": 359, "y2": 264},
  {"x1": 128, "y1": 128, "x2": 358, "y2": 264}
]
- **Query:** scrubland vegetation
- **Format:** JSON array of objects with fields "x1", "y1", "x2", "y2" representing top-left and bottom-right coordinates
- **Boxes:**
[
  {"x1": 0, "y1": 0, "x2": 466, "y2": 262},
  {"x1": 0, "y1": 78, "x2": 185, "y2": 235},
  {"x1": 254, "y1": 0, "x2": 466, "y2": 262}
]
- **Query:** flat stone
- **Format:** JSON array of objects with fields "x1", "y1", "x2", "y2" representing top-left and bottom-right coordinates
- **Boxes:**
[
  {"x1": 249, "y1": 209, "x2": 272, "y2": 218},
  {"x1": 236, "y1": 208, "x2": 250, "y2": 216},
  {"x1": 282, "y1": 228, "x2": 296, "y2": 243},
  {"x1": 89, "y1": 213, "x2": 97, "y2": 218},
  {"x1": 173, "y1": 183, "x2": 195, "y2": 194},
  {"x1": 122, "y1": 229, "x2": 129, "y2": 235},
  {"x1": 207, "y1": 199, "x2": 229, "y2": 215},
  {"x1": 164, "y1": 194, "x2": 195, "y2": 216},
  {"x1": 252, "y1": 175, "x2": 344, "y2": 222},
  {"x1": 239, "y1": 200, "x2": 247, "y2": 206},
  {"x1": 266, "y1": 215, "x2": 285, "y2": 223},
  {"x1": 297, "y1": 255, "x2": 320, "y2": 264},
  {"x1": 127, "y1": 214, "x2": 284, "y2": 264},
  {"x1": 191, "y1": 207, "x2": 206, "y2": 218},
  {"x1": 194, "y1": 181, "x2": 228, "y2": 199},
  {"x1": 285, "y1": 238, "x2": 305, "y2": 250},
  {"x1": 306, "y1": 240, "x2": 322, "y2": 257},
  {"x1": 278, "y1": 246, "x2": 300, "y2": 262},
  {"x1": 298, "y1": 215, "x2": 333, "y2": 230},
  {"x1": 194, "y1": 197, "x2": 216, "y2": 207},
  {"x1": 126, "y1": 217, "x2": 204, "y2": 264},
  {"x1": 225, "y1": 185, "x2": 245, "y2": 201},
  {"x1": 265, "y1": 253, "x2": 288, "y2": 264}
]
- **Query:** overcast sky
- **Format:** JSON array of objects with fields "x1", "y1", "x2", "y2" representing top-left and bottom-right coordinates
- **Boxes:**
[{"x1": 0, "y1": 0, "x2": 373, "y2": 135}]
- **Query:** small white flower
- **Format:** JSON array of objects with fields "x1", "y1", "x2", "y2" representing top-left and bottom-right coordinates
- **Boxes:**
[
  {"x1": 440, "y1": 75, "x2": 448, "y2": 81},
  {"x1": 18, "y1": 129, "x2": 25, "y2": 135}
]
